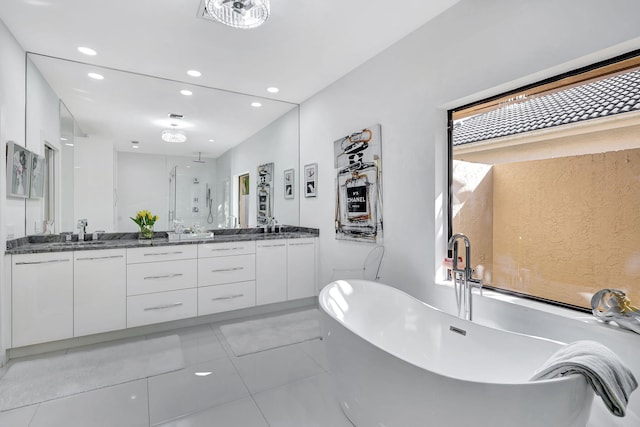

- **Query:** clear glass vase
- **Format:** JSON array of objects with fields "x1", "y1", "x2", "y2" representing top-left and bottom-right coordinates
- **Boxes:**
[{"x1": 139, "y1": 224, "x2": 154, "y2": 240}]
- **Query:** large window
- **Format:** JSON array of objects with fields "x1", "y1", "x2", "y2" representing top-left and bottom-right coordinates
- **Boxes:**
[{"x1": 449, "y1": 50, "x2": 640, "y2": 311}]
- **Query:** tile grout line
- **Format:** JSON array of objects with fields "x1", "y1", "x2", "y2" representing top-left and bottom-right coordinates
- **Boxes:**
[
  {"x1": 151, "y1": 323, "x2": 264, "y2": 426},
  {"x1": 27, "y1": 403, "x2": 40, "y2": 427},
  {"x1": 145, "y1": 378, "x2": 152, "y2": 427},
  {"x1": 214, "y1": 324, "x2": 272, "y2": 426}
]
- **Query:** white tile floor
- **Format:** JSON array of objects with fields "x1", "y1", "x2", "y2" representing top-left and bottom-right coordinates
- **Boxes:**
[{"x1": 0, "y1": 309, "x2": 354, "y2": 427}]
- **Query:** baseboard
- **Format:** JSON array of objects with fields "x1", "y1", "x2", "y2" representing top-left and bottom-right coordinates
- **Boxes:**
[{"x1": 7, "y1": 297, "x2": 317, "y2": 360}]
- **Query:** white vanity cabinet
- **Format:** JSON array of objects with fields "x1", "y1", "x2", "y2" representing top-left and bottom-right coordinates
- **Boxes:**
[
  {"x1": 197, "y1": 241, "x2": 256, "y2": 315},
  {"x1": 11, "y1": 252, "x2": 74, "y2": 347},
  {"x1": 125, "y1": 245, "x2": 198, "y2": 328},
  {"x1": 287, "y1": 238, "x2": 316, "y2": 300},
  {"x1": 256, "y1": 240, "x2": 288, "y2": 305},
  {"x1": 74, "y1": 249, "x2": 126, "y2": 336},
  {"x1": 6, "y1": 234, "x2": 317, "y2": 348}
]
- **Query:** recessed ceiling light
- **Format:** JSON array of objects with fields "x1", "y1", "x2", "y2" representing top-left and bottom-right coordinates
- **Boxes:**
[
  {"x1": 187, "y1": 70, "x2": 202, "y2": 77},
  {"x1": 131, "y1": 140, "x2": 140, "y2": 149},
  {"x1": 78, "y1": 46, "x2": 97, "y2": 56},
  {"x1": 88, "y1": 72, "x2": 104, "y2": 80},
  {"x1": 209, "y1": 139, "x2": 215, "y2": 143},
  {"x1": 251, "y1": 102, "x2": 262, "y2": 107},
  {"x1": 65, "y1": 143, "x2": 74, "y2": 147},
  {"x1": 267, "y1": 87, "x2": 279, "y2": 93},
  {"x1": 180, "y1": 89, "x2": 193, "y2": 96},
  {"x1": 60, "y1": 137, "x2": 67, "y2": 141}
]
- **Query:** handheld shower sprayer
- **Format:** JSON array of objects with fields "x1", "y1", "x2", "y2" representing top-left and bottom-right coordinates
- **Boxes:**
[{"x1": 206, "y1": 184, "x2": 213, "y2": 224}]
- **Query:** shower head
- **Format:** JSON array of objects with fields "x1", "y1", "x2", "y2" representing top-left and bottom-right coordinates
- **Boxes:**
[{"x1": 193, "y1": 152, "x2": 206, "y2": 163}]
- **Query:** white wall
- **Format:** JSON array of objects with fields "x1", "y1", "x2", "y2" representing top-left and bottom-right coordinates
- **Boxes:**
[
  {"x1": 116, "y1": 152, "x2": 170, "y2": 232},
  {"x1": 300, "y1": 0, "x2": 640, "y2": 299},
  {"x1": 74, "y1": 137, "x2": 115, "y2": 233},
  {"x1": 1, "y1": 20, "x2": 27, "y2": 241},
  {"x1": 226, "y1": 108, "x2": 299, "y2": 227},
  {"x1": 0, "y1": 18, "x2": 27, "y2": 364},
  {"x1": 25, "y1": 58, "x2": 62, "y2": 235}
]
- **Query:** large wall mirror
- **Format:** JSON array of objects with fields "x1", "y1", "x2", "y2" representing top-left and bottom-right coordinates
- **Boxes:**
[{"x1": 25, "y1": 53, "x2": 300, "y2": 234}]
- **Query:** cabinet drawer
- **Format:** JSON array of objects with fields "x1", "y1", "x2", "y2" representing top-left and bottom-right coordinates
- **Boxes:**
[
  {"x1": 127, "y1": 245, "x2": 197, "y2": 264},
  {"x1": 198, "y1": 241, "x2": 255, "y2": 258},
  {"x1": 198, "y1": 254, "x2": 255, "y2": 286},
  {"x1": 287, "y1": 237, "x2": 316, "y2": 248},
  {"x1": 126, "y1": 288, "x2": 197, "y2": 328},
  {"x1": 127, "y1": 259, "x2": 197, "y2": 296},
  {"x1": 198, "y1": 281, "x2": 256, "y2": 316}
]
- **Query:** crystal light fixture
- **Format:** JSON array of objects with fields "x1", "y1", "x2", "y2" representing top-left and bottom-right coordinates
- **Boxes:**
[
  {"x1": 161, "y1": 129, "x2": 187, "y2": 143},
  {"x1": 203, "y1": 0, "x2": 270, "y2": 29}
]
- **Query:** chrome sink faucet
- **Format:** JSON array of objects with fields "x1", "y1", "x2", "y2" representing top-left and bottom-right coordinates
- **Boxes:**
[
  {"x1": 77, "y1": 219, "x2": 88, "y2": 241},
  {"x1": 447, "y1": 233, "x2": 482, "y2": 321}
]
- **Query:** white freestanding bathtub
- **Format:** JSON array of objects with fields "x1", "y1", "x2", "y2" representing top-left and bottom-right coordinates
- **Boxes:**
[{"x1": 319, "y1": 280, "x2": 595, "y2": 427}]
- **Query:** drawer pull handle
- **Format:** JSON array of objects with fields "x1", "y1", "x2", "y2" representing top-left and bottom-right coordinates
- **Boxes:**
[
  {"x1": 211, "y1": 293, "x2": 244, "y2": 301},
  {"x1": 143, "y1": 302, "x2": 183, "y2": 311},
  {"x1": 211, "y1": 267, "x2": 244, "y2": 273},
  {"x1": 259, "y1": 244, "x2": 286, "y2": 248},
  {"x1": 144, "y1": 273, "x2": 184, "y2": 280},
  {"x1": 143, "y1": 251, "x2": 183, "y2": 256},
  {"x1": 76, "y1": 255, "x2": 124, "y2": 261},
  {"x1": 210, "y1": 247, "x2": 245, "y2": 251},
  {"x1": 289, "y1": 242, "x2": 314, "y2": 246},
  {"x1": 15, "y1": 258, "x2": 70, "y2": 265}
]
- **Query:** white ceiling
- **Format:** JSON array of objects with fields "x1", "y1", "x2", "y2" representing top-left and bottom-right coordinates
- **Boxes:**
[{"x1": 1, "y1": 0, "x2": 459, "y2": 157}]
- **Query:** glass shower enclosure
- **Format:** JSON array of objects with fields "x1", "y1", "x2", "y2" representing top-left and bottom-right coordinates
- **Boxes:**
[{"x1": 168, "y1": 161, "x2": 217, "y2": 231}]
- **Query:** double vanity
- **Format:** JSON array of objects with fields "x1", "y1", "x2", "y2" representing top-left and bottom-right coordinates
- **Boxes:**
[{"x1": 4, "y1": 228, "x2": 318, "y2": 349}]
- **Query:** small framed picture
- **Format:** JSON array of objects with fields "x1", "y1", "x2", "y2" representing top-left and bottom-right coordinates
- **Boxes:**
[
  {"x1": 304, "y1": 163, "x2": 317, "y2": 198},
  {"x1": 30, "y1": 153, "x2": 46, "y2": 198},
  {"x1": 284, "y1": 168, "x2": 295, "y2": 199},
  {"x1": 6, "y1": 141, "x2": 31, "y2": 198}
]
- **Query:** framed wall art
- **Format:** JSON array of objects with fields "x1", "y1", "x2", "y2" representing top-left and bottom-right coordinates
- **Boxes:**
[
  {"x1": 334, "y1": 124, "x2": 383, "y2": 243},
  {"x1": 284, "y1": 168, "x2": 295, "y2": 199},
  {"x1": 6, "y1": 141, "x2": 31, "y2": 198},
  {"x1": 256, "y1": 162, "x2": 274, "y2": 225},
  {"x1": 304, "y1": 163, "x2": 317, "y2": 198}
]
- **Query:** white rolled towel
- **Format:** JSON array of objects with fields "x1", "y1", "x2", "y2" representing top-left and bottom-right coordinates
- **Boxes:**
[{"x1": 530, "y1": 340, "x2": 637, "y2": 417}]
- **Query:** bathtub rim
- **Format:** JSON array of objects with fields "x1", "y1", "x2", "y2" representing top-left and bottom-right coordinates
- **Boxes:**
[{"x1": 319, "y1": 279, "x2": 587, "y2": 387}]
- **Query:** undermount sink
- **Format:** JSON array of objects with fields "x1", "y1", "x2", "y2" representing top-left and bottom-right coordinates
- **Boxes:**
[
  {"x1": 51, "y1": 240, "x2": 107, "y2": 246},
  {"x1": 168, "y1": 232, "x2": 215, "y2": 242}
]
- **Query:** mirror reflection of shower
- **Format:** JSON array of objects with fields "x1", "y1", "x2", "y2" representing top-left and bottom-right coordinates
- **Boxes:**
[{"x1": 168, "y1": 154, "x2": 218, "y2": 231}]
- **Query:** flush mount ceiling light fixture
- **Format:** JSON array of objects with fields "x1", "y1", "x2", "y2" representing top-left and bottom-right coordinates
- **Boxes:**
[
  {"x1": 161, "y1": 113, "x2": 188, "y2": 142},
  {"x1": 201, "y1": 0, "x2": 270, "y2": 29},
  {"x1": 162, "y1": 129, "x2": 187, "y2": 143}
]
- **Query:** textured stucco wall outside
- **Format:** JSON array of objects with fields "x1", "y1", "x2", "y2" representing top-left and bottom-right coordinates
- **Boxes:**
[
  {"x1": 451, "y1": 160, "x2": 494, "y2": 282},
  {"x1": 492, "y1": 147, "x2": 640, "y2": 308}
]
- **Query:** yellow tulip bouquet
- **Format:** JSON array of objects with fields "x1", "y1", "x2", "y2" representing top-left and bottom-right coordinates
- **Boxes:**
[{"x1": 131, "y1": 210, "x2": 159, "y2": 239}]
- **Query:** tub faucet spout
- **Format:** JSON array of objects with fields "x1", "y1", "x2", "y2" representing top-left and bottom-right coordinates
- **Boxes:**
[{"x1": 447, "y1": 233, "x2": 481, "y2": 321}]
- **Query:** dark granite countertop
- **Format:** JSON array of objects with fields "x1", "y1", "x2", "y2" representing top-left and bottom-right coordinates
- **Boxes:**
[{"x1": 6, "y1": 226, "x2": 319, "y2": 255}]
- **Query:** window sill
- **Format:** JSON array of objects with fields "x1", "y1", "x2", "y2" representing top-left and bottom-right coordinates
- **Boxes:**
[{"x1": 434, "y1": 279, "x2": 599, "y2": 325}]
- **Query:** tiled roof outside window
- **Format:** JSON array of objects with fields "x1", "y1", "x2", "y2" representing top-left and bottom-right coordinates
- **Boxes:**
[{"x1": 453, "y1": 68, "x2": 640, "y2": 146}]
